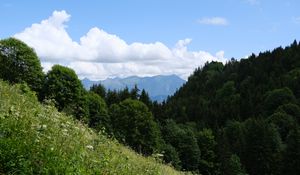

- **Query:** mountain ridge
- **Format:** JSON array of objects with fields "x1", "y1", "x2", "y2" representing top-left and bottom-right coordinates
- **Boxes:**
[{"x1": 81, "y1": 75, "x2": 186, "y2": 102}]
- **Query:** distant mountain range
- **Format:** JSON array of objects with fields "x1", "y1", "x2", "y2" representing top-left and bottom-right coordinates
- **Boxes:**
[{"x1": 81, "y1": 75, "x2": 186, "y2": 102}]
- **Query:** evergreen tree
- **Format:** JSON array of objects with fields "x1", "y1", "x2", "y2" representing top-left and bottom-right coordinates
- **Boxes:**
[
  {"x1": 227, "y1": 154, "x2": 247, "y2": 175},
  {"x1": 268, "y1": 111, "x2": 295, "y2": 141},
  {"x1": 90, "y1": 83, "x2": 106, "y2": 99},
  {"x1": 119, "y1": 87, "x2": 131, "y2": 101},
  {"x1": 106, "y1": 89, "x2": 120, "y2": 107},
  {"x1": 224, "y1": 121, "x2": 245, "y2": 158},
  {"x1": 264, "y1": 87, "x2": 297, "y2": 115},
  {"x1": 130, "y1": 84, "x2": 140, "y2": 99},
  {"x1": 162, "y1": 143, "x2": 181, "y2": 169},
  {"x1": 162, "y1": 120, "x2": 200, "y2": 171},
  {"x1": 110, "y1": 99, "x2": 162, "y2": 155},
  {"x1": 87, "y1": 92, "x2": 111, "y2": 133},
  {"x1": 197, "y1": 128, "x2": 219, "y2": 175},
  {"x1": 139, "y1": 89, "x2": 152, "y2": 110},
  {"x1": 282, "y1": 126, "x2": 300, "y2": 175},
  {"x1": 243, "y1": 119, "x2": 282, "y2": 175}
]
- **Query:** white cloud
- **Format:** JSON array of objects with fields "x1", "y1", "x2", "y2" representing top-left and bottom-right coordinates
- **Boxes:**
[
  {"x1": 15, "y1": 10, "x2": 227, "y2": 80},
  {"x1": 197, "y1": 17, "x2": 229, "y2": 26}
]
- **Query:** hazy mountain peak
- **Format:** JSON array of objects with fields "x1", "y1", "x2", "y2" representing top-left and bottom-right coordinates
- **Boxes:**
[{"x1": 81, "y1": 75, "x2": 186, "y2": 102}]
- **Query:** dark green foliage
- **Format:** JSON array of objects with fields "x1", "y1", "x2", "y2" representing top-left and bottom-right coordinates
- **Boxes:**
[
  {"x1": 104, "y1": 86, "x2": 141, "y2": 107},
  {"x1": 130, "y1": 84, "x2": 140, "y2": 100},
  {"x1": 176, "y1": 129, "x2": 200, "y2": 171},
  {"x1": 42, "y1": 65, "x2": 88, "y2": 120},
  {"x1": 110, "y1": 99, "x2": 162, "y2": 155},
  {"x1": 166, "y1": 41, "x2": 300, "y2": 127},
  {"x1": 214, "y1": 81, "x2": 240, "y2": 124},
  {"x1": 227, "y1": 154, "x2": 247, "y2": 175},
  {"x1": 282, "y1": 68, "x2": 300, "y2": 97},
  {"x1": 0, "y1": 38, "x2": 44, "y2": 95},
  {"x1": 87, "y1": 92, "x2": 111, "y2": 133},
  {"x1": 162, "y1": 120, "x2": 200, "y2": 171},
  {"x1": 90, "y1": 83, "x2": 106, "y2": 98},
  {"x1": 276, "y1": 103, "x2": 300, "y2": 124},
  {"x1": 158, "y1": 41, "x2": 300, "y2": 173},
  {"x1": 264, "y1": 87, "x2": 296, "y2": 115},
  {"x1": 139, "y1": 89, "x2": 153, "y2": 110},
  {"x1": 216, "y1": 129, "x2": 232, "y2": 175},
  {"x1": 268, "y1": 111, "x2": 295, "y2": 141},
  {"x1": 197, "y1": 128, "x2": 219, "y2": 175},
  {"x1": 162, "y1": 144, "x2": 181, "y2": 169},
  {"x1": 106, "y1": 89, "x2": 120, "y2": 107},
  {"x1": 223, "y1": 121, "x2": 245, "y2": 157},
  {"x1": 118, "y1": 87, "x2": 131, "y2": 101},
  {"x1": 282, "y1": 126, "x2": 300, "y2": 175},
  {"x1": 243, "y1": 119, "x2": 282, "y2": 175},
  {"x1": 218, "y1": 122, "x2": 246, "y2": 175}
]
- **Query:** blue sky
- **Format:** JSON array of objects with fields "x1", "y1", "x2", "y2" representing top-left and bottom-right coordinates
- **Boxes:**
[{"x1": 1, "y1": 0, "x2": 300, "y2": 80}]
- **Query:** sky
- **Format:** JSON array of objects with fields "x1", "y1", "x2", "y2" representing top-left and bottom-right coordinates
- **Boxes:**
[{"x1": 1, "y1": 0, "x2": 300, "y2": 80}]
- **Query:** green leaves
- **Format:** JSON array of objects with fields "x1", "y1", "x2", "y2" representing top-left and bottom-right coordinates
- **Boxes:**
[
  {"x1": 87, "y1": 92, "x2": 111, "y2": 133},
  {"x1": 42, "y1": 65, "x2": 88, "y2": 120},
  {"x1": 110, "y1": 99, "x2": 162, "y2": 155},
  {"x1": 264, "y1": 87, "x2": 297, "y2": 115},
  {"x1": 0, "y1": 81, "x2": 181, "y2": 175},
  {"x1": 0, "y1": 38, "x2": 44, "y2": 95}
]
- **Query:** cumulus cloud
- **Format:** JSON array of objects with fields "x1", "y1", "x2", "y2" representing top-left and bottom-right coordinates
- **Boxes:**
[
  {"x1": 15, "y1": 10, "x2": 227, "y2": 80},
  {"x1": 197, "y1": 17, "x2": 229, "y2": 26}
]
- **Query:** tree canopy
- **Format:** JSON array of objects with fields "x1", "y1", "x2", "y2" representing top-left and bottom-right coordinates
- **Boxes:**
[
  {"x1": 110, "y1": 99, "x2": 162, "y2": 155},
  {"x1": 0, "y1": 38, "x2": 44, "y2": 94},
  {"x1": 42, "y1": 65, "x2": 88, "y2": 120}
]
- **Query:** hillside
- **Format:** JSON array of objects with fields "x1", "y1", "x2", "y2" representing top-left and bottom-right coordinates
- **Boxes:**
[
  {"x1": 166, "y1": 40, "x2": 300, "y2": 126},
  {"x1": 0, "y1": 81, "x2": 183, "y2": 175},
  {"x1": 82, "y1": 75, "x2": 186, "y2": 102},
  {"x1": 159, "y1": 41, "x2": 300, "y2": 174}
]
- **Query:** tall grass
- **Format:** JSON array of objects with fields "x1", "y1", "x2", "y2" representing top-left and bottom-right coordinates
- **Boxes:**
[{"x1": 0, "y1": 81, "x2": 184, "y2": 174}]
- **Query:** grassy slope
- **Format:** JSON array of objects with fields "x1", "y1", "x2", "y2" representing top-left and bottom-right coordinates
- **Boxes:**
[{"x1": 0, "y1": 81, "x2": 184, "y2": 175}]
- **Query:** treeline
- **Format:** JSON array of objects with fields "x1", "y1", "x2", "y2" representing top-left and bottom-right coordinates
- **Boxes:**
[{"x1": 1, "y1": 37, "x2": 300, "y2": 174}]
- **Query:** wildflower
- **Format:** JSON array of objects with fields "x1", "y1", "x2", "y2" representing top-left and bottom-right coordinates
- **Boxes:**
[
  {"x1": 36, "y1": 124, "x2": 47, "y2": 131},
  {"x1": 154, "y1": 153, "x2": 164, "y2": 157},
  {"x1": 62, "y1": 129, "x2": 69, "y2": 136},
  {"x1": 86, "y1": 145, "x2": 94, "y2": 150}
]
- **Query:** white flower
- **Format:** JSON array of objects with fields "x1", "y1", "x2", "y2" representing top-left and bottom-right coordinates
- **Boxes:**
[{"x1": 86, "y1": 145, "x2": 94, "y2": 150}]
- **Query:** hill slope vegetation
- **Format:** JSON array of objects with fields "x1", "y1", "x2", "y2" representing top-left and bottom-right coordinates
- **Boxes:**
[
  {"x1": 159, "y1": 40, "x2": 300, "y2": 174},
  {"x1": 0, "y1": 81, "x2": 182, "y2": 175}
]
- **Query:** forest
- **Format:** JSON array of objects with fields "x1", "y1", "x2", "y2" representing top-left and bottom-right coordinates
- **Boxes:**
[{"x1": 1, "y1": 37, "x2": 300, "y2": 174}]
